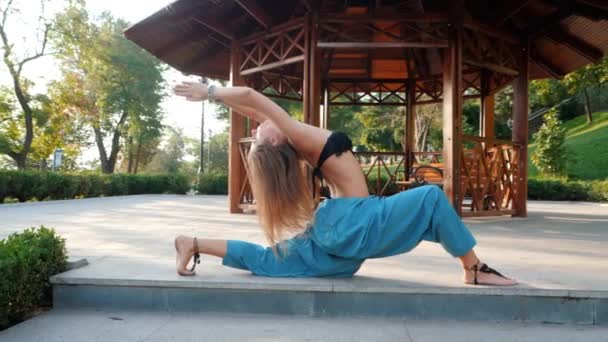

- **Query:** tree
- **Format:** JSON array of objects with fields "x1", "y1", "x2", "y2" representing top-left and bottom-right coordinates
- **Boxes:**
[
  {"x1": 52, "y1": 4, "x2": 165, "y2": 173},
  {"x1": 356, "y1": 106, "x2": 403, "y2": 151},
  {"x1": 564, "y1": 57, "x2": 608, "y2": 124},
  {"x1": 0, "y1": 0, "x2": 52, "y2": 169},
  {"x1": 144, "y1": 126, "x2": 185, "y2": 174},
  {"x1": 414, "y1": 103, "x2": 441, "y2": 152},
  {"x1": 531, "y1": 109, "x2": 568, "y2": 176}
]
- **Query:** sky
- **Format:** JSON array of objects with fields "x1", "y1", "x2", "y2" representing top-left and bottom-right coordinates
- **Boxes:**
[{"x1": 1, "y1": 0, "x2": 227, "y2": 164}]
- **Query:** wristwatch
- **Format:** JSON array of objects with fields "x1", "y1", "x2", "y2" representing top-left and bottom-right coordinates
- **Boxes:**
[{"x1": 208, "y1": 84, "x2": 221, "y2": 103}]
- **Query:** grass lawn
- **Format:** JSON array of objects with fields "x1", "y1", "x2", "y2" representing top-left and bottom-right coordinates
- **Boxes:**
[{"x1": 528, "y1": 111, "x2": 608, "y2": 180}]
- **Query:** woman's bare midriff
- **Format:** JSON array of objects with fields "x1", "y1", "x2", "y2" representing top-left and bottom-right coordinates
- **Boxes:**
[{"x1": 318, "y1": 151, "x2": 369, "y2": 198}]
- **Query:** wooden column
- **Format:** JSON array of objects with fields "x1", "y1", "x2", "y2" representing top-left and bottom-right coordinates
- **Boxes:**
[
  {"x1": 322, "y1": 80, "x2": 330, "y2": 129},
  {"x1": 443, "y1": 2, "x2": 464, "y2": 215},
  {"x1": 303, "y1": 14, "x2": 321, "y2": 127},
  {"x1": 228, "y1": 42, "x2": 247, "y2": 214},
  {"x1": 512, "y1": 43, "x2": 529, "y2": 217},
  {"x1": 405, "y1": 78, "x2": 416, "y2": 180},
  {"x1": 480, "y1": 70, "x2": 495, "y2": 138}
]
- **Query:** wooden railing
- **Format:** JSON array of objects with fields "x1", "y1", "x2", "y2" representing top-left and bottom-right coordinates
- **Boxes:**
[
  {"x1": 460, "y1": 135, "x2": 520, "y2": 217},
  {"x1": 354, "y1": 152, "x2": 407, "y2": 195},
  {"x1": 237, "y1": 137, "x2": 255, "y2": 210},
  {"x1": 237, "y1": 137, "x2": 519, "y2": 217}
]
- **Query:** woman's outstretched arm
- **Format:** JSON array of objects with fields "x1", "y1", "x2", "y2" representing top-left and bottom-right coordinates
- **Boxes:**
[{"x1": 173, "y1": 81, "x2": 328, "y2": 150}]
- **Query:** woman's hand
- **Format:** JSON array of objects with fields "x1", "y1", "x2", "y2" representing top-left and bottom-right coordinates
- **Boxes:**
[{"x1": 173, "y1": 81, "x2": 208, "y2": 102}]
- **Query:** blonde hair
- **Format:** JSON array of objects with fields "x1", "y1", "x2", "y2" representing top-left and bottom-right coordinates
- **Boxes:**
[{"x1": 247, "y1": 142, "x2": 315, "y2": 247}]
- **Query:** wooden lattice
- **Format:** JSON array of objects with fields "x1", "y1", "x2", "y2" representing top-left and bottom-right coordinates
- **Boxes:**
[
  {"x1": 329, "y1": 81, "x2": 407, "y2": 106},
  {"x1": 239, "y1": 18, "x2": 307, "y2": 76},
  {"x1": 460, "y1": 136, "x2": 519, "y2": 216}
]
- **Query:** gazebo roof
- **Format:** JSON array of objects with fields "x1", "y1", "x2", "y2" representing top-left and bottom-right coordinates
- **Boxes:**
[{"x1": 125, "y1": 0, "x2": 608, "y2": 82}]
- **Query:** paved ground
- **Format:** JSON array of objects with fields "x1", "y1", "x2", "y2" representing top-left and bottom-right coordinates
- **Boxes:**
[
  {"x1": 2, "y1": 195, "x2": 608, "y2": 291},
  {"x1": 1, "y1": 309, "x2": 607, "y2": 342},
  {"x1": 2, "y1": 195, "x2": 608, "y2": 340}
]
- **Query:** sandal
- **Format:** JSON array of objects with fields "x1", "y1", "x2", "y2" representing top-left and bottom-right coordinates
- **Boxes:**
[
  {"x1": 189, "y1": 237, "x2": 201, "y2": 273},
  {"x1": 465, "y1": 261, "x2": 510, "y2": 285}
]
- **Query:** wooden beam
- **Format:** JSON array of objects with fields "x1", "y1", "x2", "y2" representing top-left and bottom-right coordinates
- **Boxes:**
[
  {"x1": 318, "y1": 41, "x2": 448, "y2": 49},
  {"x1": 578, "y1": 0, "x2": 608, "y2": 10},
  {"x1": 443, "y1": 0, "x2": 464, "y2": 215},
  {"x1": 462, "y1": 17, "x2": 519, "y2": 44},
  {"x1": 525, "y1": 1, "x2": 576, "y2": 37},
  {"x1": 322, "y1": 80, "x2": 330, "y2": 129},
  {"x1": 192, "y1": 17, "x2": 234, "y2": 40},
  {"x1": 240, "y1": 55, "x2": 306, "y2": 76},
  {"x1": 228, "y1": 42, "x2": 247, "y2": 214},
  {"x1": 546, "y1": 29, "x2": 603, "y2": 63},
  {"x1": 464, "y1": 58, "x2": 518, "y2": 76},
  {"x1": 300, "y1": 0, "x2": 312, "y2": 12},
  {"x1": 320, "y1": 12, "x2": 449, "y2": 23},
  {"x1": 480, "y1": 70, "x2": 495, "y2": 138},
  {"x1": 512, "y1": 43, "x2": 529, "y2": 218},
  {"x1": 529, "y1": 49, "x2": 565, "y2": 79},
  {"x1": 405, "y1": 78, "x2": 416, "y2": 180},
  {"x1": 234, "y1": 0, "x2": 273, "y2": 29},
  {"x1": 492, "y1": 0, "x2": 531, "y2": 26},
  {"x1": 574, "y1": 2, "x2": 608, "y2": 20}
]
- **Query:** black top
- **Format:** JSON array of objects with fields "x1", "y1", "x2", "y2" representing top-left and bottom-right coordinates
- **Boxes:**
[{"x1": 312, "y1": 131, "x2": 353, "y2": 199}]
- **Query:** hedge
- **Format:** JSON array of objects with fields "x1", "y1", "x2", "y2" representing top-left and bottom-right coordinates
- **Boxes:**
[
  {"x1": 0, "y1": 226, "x2": 67, "y2": 330},
  {"x1": 0, "y1": 171, "x2": 191, "y2": 203},
  {"x1": 528, "y1": 178, "x2": 608, "y2": 202},
  {"x1": 197, "y1": 172, "x2": 228, "y2": 195}
]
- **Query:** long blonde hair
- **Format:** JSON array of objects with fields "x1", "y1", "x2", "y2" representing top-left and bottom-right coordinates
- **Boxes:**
[{"x1": 247, "y1": 142, "x2": 315, "y2": 246}]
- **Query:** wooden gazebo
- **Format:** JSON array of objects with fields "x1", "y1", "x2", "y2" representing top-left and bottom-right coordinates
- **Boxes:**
[{"x1": 125, "y1": 0, "x2": 608, "y2": 217}]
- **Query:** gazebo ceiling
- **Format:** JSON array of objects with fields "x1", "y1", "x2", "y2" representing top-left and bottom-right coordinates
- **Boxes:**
[{"x1": 124, "y1": 0, "x2": 608, "y2": 82}]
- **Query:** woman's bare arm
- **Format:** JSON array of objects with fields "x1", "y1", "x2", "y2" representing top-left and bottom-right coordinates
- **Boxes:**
[{"x1": 173, "y1": 82, "x2": 328, "y2": 151}]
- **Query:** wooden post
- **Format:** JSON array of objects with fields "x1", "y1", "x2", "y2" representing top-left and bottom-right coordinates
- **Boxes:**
[
  {"x1": 443, "y1": 1, "x2": 464, "y2": 215},
  {"x1": 512, "y1": 42, "x2": 529, "y2": 217},
  {"x1": 229, "y1": 42, "x2": 247, "y2": 213},
  {"x1": 405, "y1": 78, "x2": 416, "y2": 180},
  {"x1": 480, "y1": 70, "x2": 495, "y2": 138},
  {"x1": 322, "y1": 80, "x2": 330, "y2": 129},
  {"x1": 304, "y1": 13, "x2": 321, "y2": 127}
]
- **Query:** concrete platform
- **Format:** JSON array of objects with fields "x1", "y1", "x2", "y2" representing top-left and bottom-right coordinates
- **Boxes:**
[
  {"x1": 3, "y1": 195, "x2": 608, "y2": 324},
  {"x1": 2, "y1": 309, "x2": 608, "y2": 342}
]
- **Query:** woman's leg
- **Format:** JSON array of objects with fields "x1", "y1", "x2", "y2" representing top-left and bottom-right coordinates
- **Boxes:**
[
  {"x1": 174, "y1": 235, "x2": 362, "y2": 278},
  {"x1": 175, "y1": 235, "x2": 227, "y2": 275}
]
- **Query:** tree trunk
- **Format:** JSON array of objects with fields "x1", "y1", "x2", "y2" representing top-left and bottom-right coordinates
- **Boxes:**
[
  {"x1": 583, "y1": 87, "x2": 593, "y2": 124},
  {"x1": 134, "y1": 137, "x2": 143, "y2": 174},
  {"x1": 93, "y1": 126, "x2": 111, "y2": 173},
  {"x1": 107, "y1": 111, "x2": 129, "y2": 174},
  {"x1": 15, "y1": 154, "x2": 26, "y2": 170},
  {"x1": 127, "y1": 136, "x2": 134, "y2": 173}
]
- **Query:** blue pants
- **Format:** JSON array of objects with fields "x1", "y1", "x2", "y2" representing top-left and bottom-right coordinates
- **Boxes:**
[{"x1": 222, "y1": 185, "x2": 476, "y2": 277}]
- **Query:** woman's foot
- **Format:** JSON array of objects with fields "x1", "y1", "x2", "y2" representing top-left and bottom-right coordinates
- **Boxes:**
[
  {"x1": 463, "y1": 261, "x2": 517, "y2": 286},
  {"x1": 174, "y1": 235, "x2": 199, "y2": 276}
]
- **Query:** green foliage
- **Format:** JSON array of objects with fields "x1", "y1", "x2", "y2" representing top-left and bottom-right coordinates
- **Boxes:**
[
  {"x1": 0, "y1": 171, "x2": 191, "y2": 203},
  {"x1": 51, "y1": 3, "x2": 166, "y2": 173},
  {"x1": 356, "y1": 106, "x2": 404, "y2": 151},
  {"x1": 0, "y1": 226, "x2": 67, "y2": 329},
  {"x1": 529, "y1": 111, "x2": 608, "y2": 180},
  {"x1": 531, "y1": 109, "x2": 569, "y2": 176},
  {"x1": 197, "y1": 172, "x2": 228, "y2": 195},
  {"x1": 528, "y1": 178, "x2": 608, "y2": 202}
]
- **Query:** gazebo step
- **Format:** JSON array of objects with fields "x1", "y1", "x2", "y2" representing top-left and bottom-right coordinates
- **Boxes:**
[{"x1": 50, "y1": 258, "x2": 608, "y2": 325}]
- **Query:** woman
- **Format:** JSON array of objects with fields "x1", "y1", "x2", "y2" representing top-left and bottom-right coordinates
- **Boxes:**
[{"x1": 172, "y1": 81, "x2": 516, "y2": 286}]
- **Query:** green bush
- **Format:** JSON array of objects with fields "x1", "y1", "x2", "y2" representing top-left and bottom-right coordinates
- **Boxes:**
[
  {"x1": 198, "y1": 172, "x2": 228, "y2": 195},
  {"x1": 531, "y1": 109, "x2": 569, "y2": 176},
  {"x1": 0, "y1": 226, "x2": 67, "y2": 329},
  {"x1": 0, "y1": 171, "x2": 192, "y2": 203},
  {"x1": 528, "y1": 178, "x2": 608, "y2": 202}
]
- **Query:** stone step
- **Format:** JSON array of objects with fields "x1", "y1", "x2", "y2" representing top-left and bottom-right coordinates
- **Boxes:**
[{"x1": 50, "y1": 257, "x2": 608, "y2": 325}]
